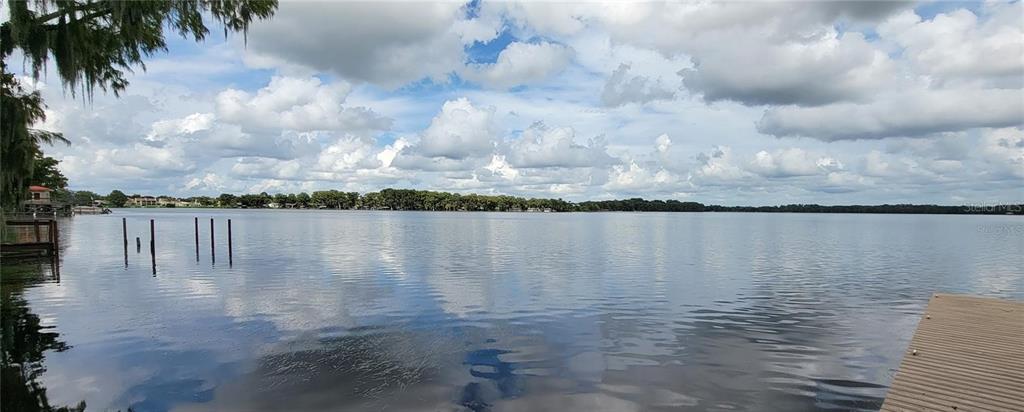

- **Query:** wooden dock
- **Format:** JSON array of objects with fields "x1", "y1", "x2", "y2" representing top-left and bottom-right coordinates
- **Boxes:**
[
  {"x1": 2, "y1": 218, "x2": 60, "y2": 257},
  {"x1": 881, "y1": 293, "x2": 1023, "y2": 412}
]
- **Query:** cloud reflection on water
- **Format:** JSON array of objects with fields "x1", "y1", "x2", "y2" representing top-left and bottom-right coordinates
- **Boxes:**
[{"x1": 14, "y1": 211, "x2": 1024, "y2": 411}]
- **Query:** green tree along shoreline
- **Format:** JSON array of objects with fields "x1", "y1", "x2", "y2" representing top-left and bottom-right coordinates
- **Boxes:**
[
  {"x1": 1, "y1": 0, "x2": 278, "y2": 211},
  {"x1": 89, "y1": 188, "x2": 1023, "y2": 215}
]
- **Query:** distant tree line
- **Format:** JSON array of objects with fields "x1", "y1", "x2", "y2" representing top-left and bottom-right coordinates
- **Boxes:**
[
  {"x1": 578, "y1": 198, "x2": 706, "y2": 212},
  {"x1": 74, "y1": 188, "x2": 1023, "y2": 215},
  {"x1": 704, "y1": 204, "x2": 1023, "y2": 215},
  {"x1": 200, "y1": 189, "x2": 578, "y2": 212}
]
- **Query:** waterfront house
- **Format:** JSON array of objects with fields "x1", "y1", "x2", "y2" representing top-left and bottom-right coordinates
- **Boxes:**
[
  {"x1": 26, "y1": 186, "x2": 52, "y2": 204},
  {"x1": 22, "y1": 186, "x2": 54, "y2": 212},
  {"x1": 129, "y1": 196, "x2": 158, "y2": 207}
]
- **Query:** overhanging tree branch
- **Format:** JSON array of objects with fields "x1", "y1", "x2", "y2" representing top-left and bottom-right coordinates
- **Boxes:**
[
  {"x1": 0, "y1": 0, "x2": 277, "y2": 209},
  {"x1": 31, "y1": 1, "x2": 108, "y2": 25}
]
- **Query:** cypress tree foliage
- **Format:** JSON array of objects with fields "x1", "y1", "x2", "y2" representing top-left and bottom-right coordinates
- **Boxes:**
[
  {"x1": 0, "y1": 67, "x2": 68, "y2": 207},
  {"x1": 1, "y1": 0, "x2": 278, "y2": 97},
  {"x1": 0, "y1": 0, "x2": 277, "y2": 208}
]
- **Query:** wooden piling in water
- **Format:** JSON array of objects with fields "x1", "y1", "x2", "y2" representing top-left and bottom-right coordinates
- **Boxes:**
[
  {"x1": 122, "y1": 218, "x2": 128, "y2": 266},
  {"x1": 149, "y1": 219, "x2": 156, "y2": 275},
  {"x1": 194, "y1": 217, "x2": 199, "y2": 261},
  {"x1": 228, "y1": 219, "x2": 233, "y2": 266},
  {"x1": 210, "y1": 218, "x2": 215, "y2": 264},
  {"x1": 34, "y1": 218, "x2": 40, "y2": 242}
]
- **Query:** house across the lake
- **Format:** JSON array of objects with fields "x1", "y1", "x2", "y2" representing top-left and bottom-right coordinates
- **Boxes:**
[
  {"x1": 126, "y1": 196, "x2": 196, "y2": 207},
  {"x1": 161, "y1": 197, "x2": 196, "y2": 207},
  {"x1": 129, "y1": 196, "x2": 158, "y2": 207}
]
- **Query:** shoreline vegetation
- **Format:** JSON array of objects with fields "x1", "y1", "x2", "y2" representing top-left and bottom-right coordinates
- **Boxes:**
[{"x1": 71, "y1": 188, "x2": 1021, "y2": 215}]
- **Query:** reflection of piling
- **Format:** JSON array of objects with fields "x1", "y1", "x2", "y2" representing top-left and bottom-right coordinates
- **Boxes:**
[
  {"x1": 210, "y1": 218, "x2": 215, "y2": 264},
  {"x1": 51, "y1": 220, "x2": 59, "y2": 253},
  {"x1": 136, "y1": 237, "x2": 141, "y2": 252},
  {"x1": 150, "y1": 219, "x2": 156, "y2": 275},
  {"x1": 228, "y1": 219, "x2": 233, "y2": 266},
  {"x1": 50, "y1": 221, "x2": 61, "y2": 279},
  {"x1": 194, "y1": 217, "x2": 199, "y2": 261},
  {"x1": 122, "y1": 218, "x2": 128, "y2": 267},
  {"x1": 51, "y1": 244, "x2": 60, "y2": 279}
]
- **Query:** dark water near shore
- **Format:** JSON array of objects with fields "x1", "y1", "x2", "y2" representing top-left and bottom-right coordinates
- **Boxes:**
[{"x1": 4, "y1": 210, "x2": 1022, "y2": 411}]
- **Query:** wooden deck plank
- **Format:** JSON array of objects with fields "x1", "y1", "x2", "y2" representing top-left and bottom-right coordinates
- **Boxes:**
[
  {"x1": 0, "y1": 242, "x2": 55, "y2": 249},
  {"x1": 881, "y1": 294, "x2": 1024, "y2": 412}
]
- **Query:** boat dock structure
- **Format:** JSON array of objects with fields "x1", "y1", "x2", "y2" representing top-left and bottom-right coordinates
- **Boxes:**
[
  {"x1": 881, "y1": 293, "x2": 1023, "y2": 411},
  {"x1": 1, "y1": 217, "x2": 60, "y2": 258}
]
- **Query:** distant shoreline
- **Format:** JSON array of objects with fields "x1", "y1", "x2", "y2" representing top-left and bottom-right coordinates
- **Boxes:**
[
  {"x1": 109, "y1": 205, "x2": 1023, "y2": 215},
  {"x1": 65, "y1": 188, "x2": 1023, "y2": 215}
]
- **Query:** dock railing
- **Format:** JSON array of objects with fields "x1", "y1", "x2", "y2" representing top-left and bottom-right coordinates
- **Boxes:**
[{"x1": 1, "y1": 218, "x2": 60, "y2": 257}]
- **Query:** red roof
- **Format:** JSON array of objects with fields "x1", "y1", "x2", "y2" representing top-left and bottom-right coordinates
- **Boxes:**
[{"x1": 28, "y1": 185, "x2": 52, "y2": 192}]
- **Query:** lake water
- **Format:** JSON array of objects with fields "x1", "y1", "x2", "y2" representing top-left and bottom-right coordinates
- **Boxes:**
[{"x1": 4, "y1": 210, "x2": 1022, "y2": 411}]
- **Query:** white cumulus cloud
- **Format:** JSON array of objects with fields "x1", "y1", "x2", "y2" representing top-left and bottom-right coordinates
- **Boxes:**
[
  {"x1": 415, "y1": 98, "x2": 497, "y2": 160},
  {"x1": 464, "y1": 42, "x2": 574, "y2": 89},
  {"x1": 505, "y1": 122, "x2": 613, "y2": 168}
]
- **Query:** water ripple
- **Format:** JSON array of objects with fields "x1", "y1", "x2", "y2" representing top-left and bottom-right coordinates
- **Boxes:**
[{"x1": 8, "y1": 211, "x2": 1022, "y2": 411}]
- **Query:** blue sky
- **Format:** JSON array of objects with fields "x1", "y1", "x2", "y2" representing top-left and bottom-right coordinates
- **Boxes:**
[{"x1": 10, "y1": 1, "x2": 1023, "y2": 205}]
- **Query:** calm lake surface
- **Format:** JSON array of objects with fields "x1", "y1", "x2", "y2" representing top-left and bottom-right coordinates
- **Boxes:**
[{"x1": 6, "y1": 210, "x2": 1023, "y2": 411}]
